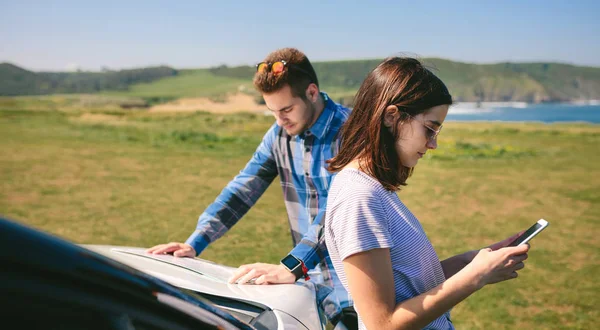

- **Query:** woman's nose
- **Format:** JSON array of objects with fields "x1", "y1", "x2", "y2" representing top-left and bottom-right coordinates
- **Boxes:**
[{"x1": 426, "y1": 137, "x2": 438, "y2": 149}]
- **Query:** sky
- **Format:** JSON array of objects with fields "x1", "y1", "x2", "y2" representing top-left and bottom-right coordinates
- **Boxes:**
[{"x1": 1, "y1": 0, "x2": 599, "y2": 71}]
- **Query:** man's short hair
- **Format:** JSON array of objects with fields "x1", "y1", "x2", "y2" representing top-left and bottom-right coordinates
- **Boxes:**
[{"x1": 253, "y1": 48, "x2": 319, "y2": 98}]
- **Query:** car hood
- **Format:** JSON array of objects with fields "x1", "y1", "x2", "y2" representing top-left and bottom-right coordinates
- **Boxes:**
[{"x1": 84, "y1": 245, "x2": 322, "y2": 330}]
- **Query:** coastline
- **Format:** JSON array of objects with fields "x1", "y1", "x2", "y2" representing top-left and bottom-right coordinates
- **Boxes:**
[{"x1": 448, "y1": 102, "x2": 600, "y2": 123}]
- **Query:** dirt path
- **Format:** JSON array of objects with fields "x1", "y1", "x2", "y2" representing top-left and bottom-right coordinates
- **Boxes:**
[{"x1": 149, "y1": 93, "x2": 268, "y2": 114}]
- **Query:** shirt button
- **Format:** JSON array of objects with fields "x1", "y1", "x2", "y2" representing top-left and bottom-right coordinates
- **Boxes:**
[
  {"x1": 305, "y1": 147, "x2": 310, "y2": 152},
  {"x1": 305, "y1": 172, "x2": 309, "y2": 176},
  {"x1": 311, "y1": 194, "x2": 316, "y2": 199},
  {"x1": 306, "y1": 131, "x2": 312, "y2": 135}
]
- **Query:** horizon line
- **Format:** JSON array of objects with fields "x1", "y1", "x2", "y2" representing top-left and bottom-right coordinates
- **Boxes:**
[{"x1": 2, "y1": 56, "x2": 600, "y2": 73}]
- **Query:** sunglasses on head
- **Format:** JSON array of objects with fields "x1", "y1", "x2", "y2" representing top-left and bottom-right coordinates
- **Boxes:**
[{"x1": 256, "y1": 60, "x2": 317, "y2": 83}]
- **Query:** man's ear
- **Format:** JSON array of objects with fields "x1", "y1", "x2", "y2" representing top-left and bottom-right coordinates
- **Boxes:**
[
  {"x1": 383, "y1": 105, "x2": 399, "y2": 128},
  {"x1": 305, "y1": 84, "x2": 319, "y2": 103}
]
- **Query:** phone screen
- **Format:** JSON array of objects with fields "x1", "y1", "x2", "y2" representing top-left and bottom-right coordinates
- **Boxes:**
[{"x1": 508, "y1": 221, "x2": 546, "y2": 247}]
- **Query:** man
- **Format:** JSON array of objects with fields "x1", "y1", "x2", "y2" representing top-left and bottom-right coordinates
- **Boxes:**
[{"x1": 147, "y1": 48, "x2": 356, "y2": 329}]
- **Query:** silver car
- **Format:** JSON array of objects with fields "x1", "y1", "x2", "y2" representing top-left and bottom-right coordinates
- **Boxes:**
[
  {"x1": 85, "y1": 246, "x2": 326, "y2": 330},
  {"x1": 0, "y1": 216, "x2": 327, "y2": 330},
  {"x1": 0, "y1": 217, "x2": 254, "y2": 330}
]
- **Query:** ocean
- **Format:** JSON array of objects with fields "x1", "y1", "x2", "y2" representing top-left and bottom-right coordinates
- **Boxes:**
[{"x1": 447, "y1": 102, "x2": 600, "y2": 123}]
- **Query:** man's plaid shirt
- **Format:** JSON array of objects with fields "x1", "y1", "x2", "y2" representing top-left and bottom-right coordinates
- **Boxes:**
[{"x1": 186, "y1": 92, "x2": 351, "y2": 319}]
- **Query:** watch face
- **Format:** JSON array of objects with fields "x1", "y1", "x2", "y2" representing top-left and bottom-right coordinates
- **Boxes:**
[{"x1": 281, "y1": 255, "x2": 300, "y2": 270}]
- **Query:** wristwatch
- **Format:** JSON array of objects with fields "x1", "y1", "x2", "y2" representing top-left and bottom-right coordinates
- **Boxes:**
[{"x1": 280, "y1": 254, "x2": 304, "y2": 281}]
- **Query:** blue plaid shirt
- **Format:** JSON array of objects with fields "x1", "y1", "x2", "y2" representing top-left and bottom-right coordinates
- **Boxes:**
[{"x1": 186, "y1": 92, "x2": 351, "y2": 320}]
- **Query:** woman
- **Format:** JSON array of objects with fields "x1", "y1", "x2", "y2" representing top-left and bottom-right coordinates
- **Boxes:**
[{"x1": 324, "y1": 57, "x2": 529, "y2": 330}]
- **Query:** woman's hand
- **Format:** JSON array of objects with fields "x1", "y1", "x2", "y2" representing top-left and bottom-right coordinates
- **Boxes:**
[
  {"x1": 486, "y1": 232, "x2": 524, "y2": 251},
  {"x1": 465, "y1": 244, "x2": 529, "y2": 289}
]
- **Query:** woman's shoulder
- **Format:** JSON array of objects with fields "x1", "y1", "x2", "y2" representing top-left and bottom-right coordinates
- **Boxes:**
[
  {"x1": 333, "y1": 168, "x2": 387, "y2": 189},
  {"x1": 326, "y1": 169, "x2": 396, "y2": 257},
  {"x1": 329, "y1": 168, "x2": 391, "y2": 205}
]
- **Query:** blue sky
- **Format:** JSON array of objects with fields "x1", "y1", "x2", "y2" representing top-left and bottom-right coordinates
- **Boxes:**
[{"x1": 1, "y1": 0, "x2": 599, "y2": 71}]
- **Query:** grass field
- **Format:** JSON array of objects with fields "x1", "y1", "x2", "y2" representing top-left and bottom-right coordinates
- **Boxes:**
[{"x1": 1, "y1": 106, "x2": 599, "y2": 329}]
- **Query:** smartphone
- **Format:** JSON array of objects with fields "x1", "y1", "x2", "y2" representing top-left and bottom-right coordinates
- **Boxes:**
[{"x1": 507, "y1": 219, "x2": 549, "y2": 247}]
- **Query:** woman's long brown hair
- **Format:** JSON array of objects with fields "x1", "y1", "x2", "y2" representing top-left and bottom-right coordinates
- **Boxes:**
[{"x1": 327, "y1": 57, "x2": 452, "y2": 191}]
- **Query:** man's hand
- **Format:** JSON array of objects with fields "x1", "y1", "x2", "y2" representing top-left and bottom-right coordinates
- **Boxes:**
[
  {"x1": 146, "y1": 242, "x2": 196, "y2": 258},
  {"x1": 228, "y1": 263, "x2": 296, "y2": 285}
]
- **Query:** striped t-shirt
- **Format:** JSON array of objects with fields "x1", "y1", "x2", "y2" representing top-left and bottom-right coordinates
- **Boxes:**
[{"x1": 325, "y1": 168, "x2": 454, "y2": 330}]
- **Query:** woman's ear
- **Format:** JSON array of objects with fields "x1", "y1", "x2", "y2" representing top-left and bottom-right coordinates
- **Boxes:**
[{"x1": 383, "y1": 105, "x2": 399, "y2": 128}]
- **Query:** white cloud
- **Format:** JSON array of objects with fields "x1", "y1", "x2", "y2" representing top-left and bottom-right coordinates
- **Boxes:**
[{"x1": 65, "y1": 63, "x2": 81, "y2": 72}]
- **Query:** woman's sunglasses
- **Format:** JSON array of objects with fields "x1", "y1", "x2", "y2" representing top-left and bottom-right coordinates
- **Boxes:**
[{"x1": 405, "y1": 113, "x2": 443, "y2": 141}]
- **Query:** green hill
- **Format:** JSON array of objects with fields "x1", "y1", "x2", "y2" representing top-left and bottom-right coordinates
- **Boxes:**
[
  {"x1": 202, "y1": 58, "x2": 600, "y2": 104},
  {"x1": 2, "y1": 59, "x2": 600, "y2": 104},
  {"x1": 0, "y1": 63, "x2": 178, "y2": 96},
  {"x1": 0, "y1": 63, "x2": 54, "y2": 95},
  {"x1": 103, "y1": 69, "x2": 254, "y2": 100}
]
